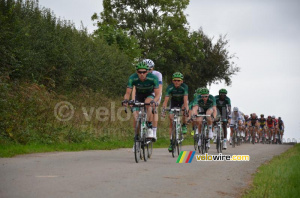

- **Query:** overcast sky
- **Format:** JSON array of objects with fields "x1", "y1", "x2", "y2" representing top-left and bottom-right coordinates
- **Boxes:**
[{"x1": 38, "y1": 0, "x2": 300, "y2": 142}]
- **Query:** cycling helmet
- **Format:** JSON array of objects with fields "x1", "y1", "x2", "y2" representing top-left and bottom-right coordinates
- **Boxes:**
[
  {"x1": 268, "y1": 115, "x2": 271, "y2": 118},
  {"x1": 278, "y1": 117, "x2": 281, "y2": 120},
  {"x1": 245, "y1": 115, "x2": 249, "y2": 119},
  {"x1": 233, "y1": 107, "x2": 239, "y2": 112},
  {"x1": 219, "y1": 88, "x2": 227, "y2": 94},
  {"x1": 142, "y1": 59, "x2": 155, "y2": 69},
  {"x1": 252, "y1": 113, "x2": 257, "y2": 117},
  {"x1": 200, "y1": 87, "x2": 209, "y2": 95},
  {"x1": 260, "y1": 114, "x2": 264, "y2": 117},
  {"x1": 195, "y1": 87, "x2": 202, "y2": 94},
  {"x1": 172, "y1": 72, "x2": 184, "y2": 80},
  {"x1": 272, "y1": 115, "x2": 275, "y2": 119},
  {"x1": 136, "y1": 62, "x2": 149, "y2": 70}
]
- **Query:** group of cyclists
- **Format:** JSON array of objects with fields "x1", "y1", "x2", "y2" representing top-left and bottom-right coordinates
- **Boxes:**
[{"x1": 122, "y1": 59, "x2": 285, "y2": 153}]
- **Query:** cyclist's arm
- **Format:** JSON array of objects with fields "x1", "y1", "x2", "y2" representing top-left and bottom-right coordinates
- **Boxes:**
[
  {"x1": 124, "y1": 88, "x2": 132, "y2": 101},
  {"x1": 212, "y1": 106, "x2": 217, "y2": 119},
  {"x1": 162, "y1": 96, "x2": 169, "y2": 109},
  {"x1": 154, "y1": 88, "x2": 160, "y2": 103},
  {"x1": 192, "y1": 105, "x2": 198, "y2": 116},
  {"x1": 131, "y1": 86, "x2": 136, "y2": 100},
  {"x1": 158, "y1": 84, "x2": 163, "y2": 100},
  {"x1": 183, "y1": 95, "x2": 189, "y2": 111}
]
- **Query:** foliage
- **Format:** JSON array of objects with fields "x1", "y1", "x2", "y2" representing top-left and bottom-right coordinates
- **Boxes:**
[
  {"x1": 93, "y1": 0, "x2": 239, "y2": 98},
  {"x1": 0, "y1": 0, "x2": 134, "y2": 95}
]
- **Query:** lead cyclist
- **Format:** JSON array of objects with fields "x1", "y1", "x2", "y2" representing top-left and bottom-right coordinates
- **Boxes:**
[{"x1": 132, "y1": 59, "x2": 162, "y2": 141}]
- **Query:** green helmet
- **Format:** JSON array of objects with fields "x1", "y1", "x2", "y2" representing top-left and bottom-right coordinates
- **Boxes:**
[
  {"x1": 200, "y1": 87, "x2": 209, "y2": 95},
  {"x1": 172, "y1": 72, "x2": 184, "y2": 80},
  {"x1": 219, "y1": 88, "x2": 227, "y2": 94},
  {"x1": 195, "y1": 87, "x2": 202, "y2": 94},
  {"x1": 135, "y1": 62, "x2": 149, "y2": 70}
]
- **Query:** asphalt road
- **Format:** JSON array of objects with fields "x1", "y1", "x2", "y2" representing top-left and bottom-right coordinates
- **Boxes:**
[{"x1": 0, "y1": 143, "x2": 293, "y2": 198}]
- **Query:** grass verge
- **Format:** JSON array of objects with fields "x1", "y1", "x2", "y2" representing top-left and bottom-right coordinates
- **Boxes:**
[
  {"x1": 0, "y1": 135, "x2": 195, "y2": 158},
  {"x1": 242, "y1": 144, "x2": 300, "y2": 198}
]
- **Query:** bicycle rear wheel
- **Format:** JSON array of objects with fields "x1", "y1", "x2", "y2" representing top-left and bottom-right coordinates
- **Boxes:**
[
  {"x1": 232, "y1": 130, "x2": 236, "y2": 148},
  {"x1": 194, "y1": 134, "x2": 198, "y2": 151},
  {"x1": 134, "y1": 120, "x2": 141, "y2": 163},
  {"x1": 148, "y1": 141, "x2": 153, "y2": 158},
  {"x1": 143, "y1": 138, "x2": 148, "y2": 162},
  {"x1": 177, "y1": 132, "x2": 182, "y2": 156}
]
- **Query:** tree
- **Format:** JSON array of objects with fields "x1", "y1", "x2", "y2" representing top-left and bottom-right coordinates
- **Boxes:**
[{"x1": 93, "y1": 0, "x2": 239, "y2": 97}]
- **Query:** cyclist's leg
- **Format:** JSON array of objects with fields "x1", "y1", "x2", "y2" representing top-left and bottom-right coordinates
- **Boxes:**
[
  {"x1": 196, "y1": 116, "x2": 203, "y2": 145},
  {"x1": 206, "y1": 108, "x2": 214, "y2": 139}
]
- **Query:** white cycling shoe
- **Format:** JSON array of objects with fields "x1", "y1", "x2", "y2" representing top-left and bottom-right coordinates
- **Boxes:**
[
  {"x1": 223, "y1": 140, "x2": 227, "y2": 149},
  {"x1": 208, "y1": 131, "x2": 213, "y2": 139},
  {"x1": 147, "y1": 128, "x2": 154, "y2": 138},
  {"x1": 198, "y1": 139, "x2": 201, "y2": 146}
]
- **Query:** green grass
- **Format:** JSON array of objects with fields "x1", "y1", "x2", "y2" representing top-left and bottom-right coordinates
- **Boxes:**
[
  {"x1": 0, "y1": 134, "x2": 195, "y2": 158},
  {"x1": 243, "y1": 144, "x2": 300, "y2": 198}
]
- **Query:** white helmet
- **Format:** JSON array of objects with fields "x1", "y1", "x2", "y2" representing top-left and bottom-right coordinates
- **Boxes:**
[
  {"x1": 142, "y1": 59, "x2": 155, "y2": 69},
  {"x1": 233, "y1": 107, "x2": 239, "y2": 112}
]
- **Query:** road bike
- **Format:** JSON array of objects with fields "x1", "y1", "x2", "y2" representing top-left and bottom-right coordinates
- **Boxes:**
[
  {"x1": 164, "y1": 107, "x2": 186, "y2": 158},
  {"x1": 214, "y1": 117, "x2": 225, "y2": 153},
  {"x1": 123, "y1": 100, "x2": 155, "y2": 163}
]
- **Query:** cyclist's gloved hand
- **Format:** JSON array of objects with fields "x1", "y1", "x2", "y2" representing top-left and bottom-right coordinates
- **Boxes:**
[
  {"x1": 150, "y1": 100, "x2": 158, "y2": 106},
  {"x1": 122, "y1": 99, "x2": 129, "y2": 106}
]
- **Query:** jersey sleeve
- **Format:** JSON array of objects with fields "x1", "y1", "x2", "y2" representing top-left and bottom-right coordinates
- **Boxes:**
[
  {"x1": 165, "y1": 85, "x2": 172, "y2": 97},
  {"x1": 156, "y1": 71, "x2": 163, "y2": 84},
  {"x1": 184, "y1": 84, "x2": 188, "y2": 95},
  {"x1": 226, "y1": 97, "x2": 231, "y2": 105},
  {"x1": 211, "y1": 95, "x2": 217, "y2": 106},
  {"x1": 153, "y1": 75, "x2": 159, "y2": 89},
  {"x1": 127, "y1": 75, "x2": 134, "y2": 89}
]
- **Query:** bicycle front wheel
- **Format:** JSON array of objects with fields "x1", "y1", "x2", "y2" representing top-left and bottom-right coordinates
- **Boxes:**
[
  {"x1": 148, "y1": 141, "x2": 153, "y2": 158},
  {"x1": 232, "y1": 130, "x2": 236, "y2": 148},
  {"x1": 172, "y1": 121, "x2": 176, "y2": 158}
]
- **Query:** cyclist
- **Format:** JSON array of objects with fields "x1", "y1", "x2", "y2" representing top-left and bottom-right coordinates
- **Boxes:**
[
  {"x1": 272, "y1": 115, "x2": 279, "y2": 143},
  {"x1": 258, "y1": 114, "x2": 267, "y2": 142},
  {"x1": 190, "y1": 88, "x2": 202, "y2": 136},
  {"x1": 278, "y1": 117, "x2": 285, "y2": 142},
  {"x1": 162, "y1": 72, "x2": 189, "y2": 152},
  {"x1": 214, "y1": 88, "x2": 231, "y2": 149},
  {"x1": 132, "y1": 59, "x2": 162, "y2": 141},
  {"x1": 248, "y1": 113, "x2": 259, "y2": 143},
  {"x1": 244, "y1": 115, "x2": 250, "y2": 141},
  {"x1": 191, "y1": 87, "x2": 217, "y2": 148},
  {"x1": 228, "y1": 107, "x2": 244, "y2": 145},
  {"x1": 266, "y1": 115, "x2": 275, "y2": 142},
  {"x1": 123, "y1": 62, "x2": 160, "y2": 142}
]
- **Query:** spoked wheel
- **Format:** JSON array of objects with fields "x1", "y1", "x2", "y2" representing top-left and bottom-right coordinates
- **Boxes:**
[
  {"x1": 143, "y1": 139, "x2": 148, "y2": 162},
  {"x1": 148, "y1": 141, "x2": 153, "y2": 158},
  {"x1": 134, "y1": 120, "x2": 141, "y2": 163},
  {"x1": 252, "y1": 132, "x2": 255, "y2": 144},
  {"x1": 216, "y1": 129, "x2": 222, "y2": 153},
  {"x1": 171, "y1": 121, "x2": 176, "y2": 158},
  {"x1": 177, "y1": 132, "x2": 182, "y2": 156},
  {"x1": 232, "y1": 130, "x2": 236, "y2": 148},
  {"x1": 194, "y1": 134, "x2": 198, "y2": 151}
]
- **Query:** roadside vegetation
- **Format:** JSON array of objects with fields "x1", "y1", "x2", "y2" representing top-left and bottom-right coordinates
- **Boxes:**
[
  {"x1": 1, "y1": 0, "x2": 237, "y2": 157},
  {"x1": 242, "y1": 144, "x2": 300, "y2": 198}
]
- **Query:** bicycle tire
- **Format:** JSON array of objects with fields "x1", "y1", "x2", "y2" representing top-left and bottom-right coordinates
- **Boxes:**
[
  {"x1": 143, "y1": 137, "x2": 148, "y2": 162},
  {"x1": 194, "y1": 134, "x2": 198, "y2": 151},
  {"x1": 232, "y1": 129, "x2": 236, "y2": 148},
  {"x1": 134, "y1": 120, "x2": 141, "y2": 163},
  {"x1": 171, "y1": 121, "x2": 176, "y2": 158},
  {"x1": 177, "y1": 131, "x2": 182, "y2": 156},
  {"x1": 148, "y1": 141, "x2": 153, "y2": 158}
]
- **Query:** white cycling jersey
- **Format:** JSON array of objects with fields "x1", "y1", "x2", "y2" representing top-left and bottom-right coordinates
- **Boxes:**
[
  {"x1": 151, "y1": 70, "x2": 163, "y2": 84},
  {"x1": 229, "y1": 111, "x2": 244, "y2": 125},
  {"x1": 151, "y1": 70, "x2": 163, "y2": 101}
]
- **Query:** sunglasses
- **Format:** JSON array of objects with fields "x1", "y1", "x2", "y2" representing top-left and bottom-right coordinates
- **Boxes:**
[
  {"x1": 173, "y1": 80, "x2": 182, "y2": 82},
  {"x1": 201, "y1": 95, "x2": 209, "y2": 98},
  {"x1": 137, "y1": 71, "x2": 147, "y2": 74}
]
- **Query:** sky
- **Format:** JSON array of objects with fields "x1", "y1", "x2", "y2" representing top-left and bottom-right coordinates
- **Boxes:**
[{"x1": 38, "y1": 0, "x2": 300, "y2": 142}]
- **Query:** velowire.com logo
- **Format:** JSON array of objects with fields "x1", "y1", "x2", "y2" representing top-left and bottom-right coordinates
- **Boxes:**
[{"x1": 177, "y1": 151, "x2": 250, "y2": 163}]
